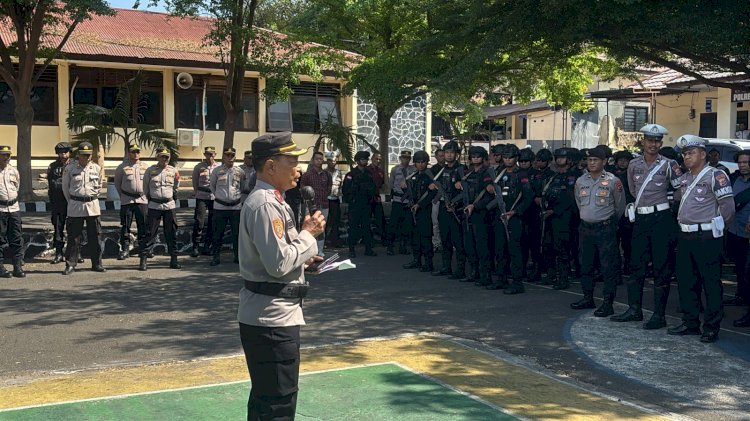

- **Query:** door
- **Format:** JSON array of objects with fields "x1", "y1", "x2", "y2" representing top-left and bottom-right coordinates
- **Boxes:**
[{"x1": 699, "y1": 113, "x2": 717, "y2": 138}]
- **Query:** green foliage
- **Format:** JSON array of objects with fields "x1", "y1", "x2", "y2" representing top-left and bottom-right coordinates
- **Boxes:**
[
  {"x1": 312, "y1": 117, "x2": 367, "y2": 164},
  {"x1": 67, "y1": 70, "x2": 178, "y2": 161}
]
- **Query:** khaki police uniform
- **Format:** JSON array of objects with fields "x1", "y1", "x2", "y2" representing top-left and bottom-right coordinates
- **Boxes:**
[
  {"x1": 210, "y1": 163, "x2": 245, "y2": 264},
  {"x1": 191, "y1": 159, "x2": 221, "y2": 254},
  {"x1": 143, "y1": 162, "x2": 180, "y2": 260},
  {"x1": 62, "y1": 157, "x2": 103, "y2": 270},
  {"x1": 573, "y1": 170, "x2": 625, "y2": 315},
  {"x1": 386, "y1": 162, "x2": 416, "y2": 253},
  {"x1": 114, "y1": 159, "x2": 149, "y2": 257},
  {"x1": 0, "y1": 160, "x2": 24, "y2": 276},
  {"x1": 240, "y1": 162, "x2": 256, "y2": 203}
]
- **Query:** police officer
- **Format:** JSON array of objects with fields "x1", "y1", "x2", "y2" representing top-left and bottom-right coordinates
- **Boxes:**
[
  {"x1": 141, "y1": 148, "x2": 181, "y2": 271},
  {"x1": 238, "y1": 131, "x2": 324, "y2": 420},
  {"x1": 114, "y1": 145, "x2": 149, "y2": 260},
  {"x1": 430, "y1": 141, "x2": 466, "y2": 278},
  {"x1": 540, "y1": 148, "x2": 577, "y2": 289},
  {"x1": 570, "y1": 145, "x2": 626, "y2": 316},
  {"x1": 528, "y1": 148, "x2": 555, "y2": 281},
  {"x1": 487, "y1": 144, "x2": 533, "y2": 294},
  {"x1": 210, "y1": 147, "x2": 246, "y2": 266},
  {"x1": 403, "y1": 150, "x2": 436, "y2": 272},
  {"x1": 669, "y1": 135, "x2": 735, "y2": 343},
  {"x1": 191, "y1": 146, "x2": 221, "y2": 257},
  {"x1": 611, "y1": 150, "x2": 634, "y2": 276},
  {"x1": 456, "y1": 146, "x2": 493, "y2": 285},
  {"x1": 47, "y1": 142, "x2": 72, "y2": 264},
  {"x1": 517, "y1": 147, "x2": 540, "y2": 280},
  {"x1": 0, "y1": 146, "x2": 24, "y2": 277},
  {"x1": 611, "y1": 124, "x2": 682, "y2": 328},
  {"x1": 386, "y1": 150, "x2": 416, "y2": 255},
  {"x1": 240, "y1": 150, "x2": 256, "y2": 203},
  {"x1": 343, "y1": 150, "x2": 377, "y2": 258},
  {"x1": 62, "y1": 142, "x2": 105, "y2": 275}
]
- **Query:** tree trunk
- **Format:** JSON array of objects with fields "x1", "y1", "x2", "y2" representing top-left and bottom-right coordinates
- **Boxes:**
[
  {"x1": 223, "y1": 108, "x2": 239, "y2": 151},
  {"x1": 376, "y1": 105, "x2": 392, "y2": 179},
  {"x1": 14, "y1": 97, "x2": 34, "y2": 201}
]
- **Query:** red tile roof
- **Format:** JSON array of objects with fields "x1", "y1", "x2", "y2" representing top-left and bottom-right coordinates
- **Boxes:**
[{"x1": 0, "y1": 8, "x2": 359, "y2": 68}]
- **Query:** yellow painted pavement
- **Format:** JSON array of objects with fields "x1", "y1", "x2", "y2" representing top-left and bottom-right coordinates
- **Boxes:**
[{"x1": 0, "y1": 335, "x2": 666, "y2": 420}]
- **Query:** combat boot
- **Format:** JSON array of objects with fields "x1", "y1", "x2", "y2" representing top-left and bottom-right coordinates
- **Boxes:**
[
  {"x1": 449, "y1": 262, "x2": 466, "y2": 280},
  {"x1": 420, "y1": 260, "x2": 434, "y2": 273},
  {"x1": 170, "y1": 256, "x2": 181, "y2": 269},
  {"x1": 552, "y1": 273, "x2": 569, "y2": 290},
  {"x1": 117, "y1": 249, "x2": 129, "y2": 260},
  {"x1": 386, "y1": 245, "x2": 395, "y2": 256},
  {"x1": 458, "y1": 264, "x2": 475, "y2": 282},
  {"x1": 210, "y1": 255, "x2": 221, "y2": 266},
  {"x1": 570, "y1": 293, "x2": 595, "y2": 310},
  {"x1": 403, "y1": 257, "x2": 422, "y2": 269},
  {"x1": 594, "y1": 295, "x2": 614, "y2": 317},
  {"x1": 190, "y1": 247, "x2": 200, "y2": 258},
  {"x1": 399, "y1": 241, "x2": 409, "y2": 255},
  {"x1": 474, "y1": 271, "x2": 491, "y2": 287},
  {"x1": 529, "y1": 265, "x2": 541, "y2": 283},
  {"x1": 12, "y1": 260, "x2": 25, "y2": 278},
  {"x1": 62, "y1": 264, "x2": 75, "y2": 275},
  {"x1": 0, "y1": 265, "x2": 11, "y2": 278},
  {"x1": 644, "y1": 285, "x2": 669, "y2": 329},
  {"x1": 139, "y1": 255, "x2": 148, "y2": 271},
  {"x1": 432, "y1": 252, "x2": 452, "y2": 276},
  {"x1": 610, "y1": 306, "x2": 643, "y2": 322},
  {"x1": 503, "y1": 279, "x2": 525, "y2": 295},
  {"x1": 52, "y1": 250, "x2": 64, "y2": 264},
  {"x1": 485, "y1": 274, "x2": 508, "y2": 290},
  {"x1": 364, "y1": 247, "x2": 377, "y2": 256}
]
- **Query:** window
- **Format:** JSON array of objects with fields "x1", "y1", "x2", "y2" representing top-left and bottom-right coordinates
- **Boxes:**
[
  {"x1": 623, "y1": 106, "x2": 648, "y2": 132},
  {"x1": 70, "y1": 68, "x2": 164, "y2": 126},
  {"x1": 174, "y1": 75, "x2": 259, "y2": 131},
  {"x1": 266, "y1": 82, "x2": 341, "y2": 133},
  {"x1": 518, "y1": 115, "x2": 527, "y2": 139},
  {"x1": 0, "y1": 65, "x2": 58, "y2": 125}
]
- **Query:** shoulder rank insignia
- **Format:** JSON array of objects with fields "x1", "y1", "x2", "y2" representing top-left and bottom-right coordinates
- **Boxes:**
[{"x1": 272, "y1": 218, "x2": 284, "y2": 239}]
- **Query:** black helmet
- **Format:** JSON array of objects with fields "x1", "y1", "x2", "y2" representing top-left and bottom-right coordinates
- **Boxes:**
[
  {"x1": 443, "y1": 140, "x2": 460, "y2": 153},
  {"x1": 568, "y1": 148, "x2": 583, "y2": 162},
  {"x1": 613, "y1": 150, "x2": 634, "y2": 162},
  {"x1": 536, "y1": 149, "x2": 553, "y2": 161},
  {"x1": 518, "y1": 148, "x2": 535, "y2": 161},
  {"x1": 468, "y1": 146, "x2": 488, "y2": 158},
  {"x1": 490, "y1": 144, "x2": 504, "y2": 155},
  {"x1": 413, "y1": 150, "x2": 429, "y2": 163},
  {"x1": 354, "y1": 150, "x2": 370, "y2": 161},
  {"x1": 54, "y1": 142, "x2": 72, "y2": 153},
  {"x1": 553, "y1": 148, "x2": 568, "y2": 158},
  {"x1": 502, "y1": 144, "x2": 520, "y2": 158}
]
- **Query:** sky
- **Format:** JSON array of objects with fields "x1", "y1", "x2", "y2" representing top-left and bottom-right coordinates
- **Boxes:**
[{"x1": 106, "y1": 0, "x2": 167, "y2": 13}]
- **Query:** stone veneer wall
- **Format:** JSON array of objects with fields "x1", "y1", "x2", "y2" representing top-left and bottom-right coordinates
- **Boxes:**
[{"x1": 356, "y1": 96, "x2": 427, "y2": 162}]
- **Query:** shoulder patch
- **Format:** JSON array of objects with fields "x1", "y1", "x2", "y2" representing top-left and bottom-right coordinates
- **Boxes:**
[
  {"x1": 716, "y1": 171, "x2": 728, "y2": 187},
  {"x1": 272, "y1": 218, "x2": 284, "y2": 239},
  {"x1": 520, "y1": 177, "x2": 529, "y2": 183},
  {"x1": 615, "y1": 179, "x2": 623, "y2": 192}
]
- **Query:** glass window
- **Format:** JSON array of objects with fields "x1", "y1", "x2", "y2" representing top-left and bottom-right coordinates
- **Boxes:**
[
  {"x1": 623, "y1": 106, "x2": 648, "y2": 132},
  {"x1": 139, "y1": 91, "x2": 161, "y2": 125},
  {"x1": 73, "y1": 87, "x2": 97, "y2": 105},
  {"x1": 267, "y1": 100, "x2": 292, "y2": 131},
  {"x1": 240, "y1": 95, "x2": 258, "y2": 131},
  {"x1": 318, "y1": 98, "x2": 339, "y2": 124},
  {"x1": 291, "y1": 96, "x2": 317, "y2": 133},
  {"x1": 175, "y1": 90, "x2": 202, "y2": 129},
  {"x1": 0, "y1": 82, "x2": 56, "y2": 124}
]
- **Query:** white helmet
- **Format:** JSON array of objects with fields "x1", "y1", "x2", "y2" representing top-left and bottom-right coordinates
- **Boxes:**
[
  {"x1": 676, "y1": 134, "x2": 706, "y2": 150},
  {"x1": 640, "y1": 124, "x2": 668, "y2": 139}
]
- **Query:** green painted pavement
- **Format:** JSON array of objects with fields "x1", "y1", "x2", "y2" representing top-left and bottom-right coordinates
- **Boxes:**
[{"x1": 0, "y1": 364, "x2": 516, "y2": 420}]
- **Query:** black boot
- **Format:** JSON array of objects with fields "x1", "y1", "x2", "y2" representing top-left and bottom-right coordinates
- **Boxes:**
[
  {"x1": 403, "y1": 255, "x2": 422, "y2": 269},
  {"x1": 170, "y1": 255, "x2": 181, "y2": 269},
  {"x1": 474, "y1": 271, "x2": 491, "y2": 287},
  {"x1": 504, "y1": 279, "x2": 525, "y2": 295},
  {"x1": 139, "y1": 255, "x2": 148, "y2": 271},
  {"x1": 644, "y1": 285, "x2": 670, "y2": 329},
  {"x1": 12, "y1": 260, "x2": 25, "y2": 278},
  {"x1": 486, "y1": 275, "x2": 508, "y2": 290},
  {"x1": 117, "y1": 249, "x2": 129, "y2": 260},
  {"x1": 552, "y1": 272, "x2": 569, "y2": 290},
  {"x1": 210, "y1": 255, "x2": 221, "y2": 266},
  {"x1": 571, "y1": 293, "x2": 595, "y2": 310},
  {"x1": 610, "y1": 306, "x2": 643, "y2": 322},
  {"x1": 52, "y1": 250, "x2": 64, "y2": 264},
  {"x1": 349, "y1": 247, "x2": 356, "y2": 258},
  {"x1": 0, "y1": 265, "x2": 11, "y2": 278},
  {"x1": 62, "y1": 264, "x2": 75, "y2": 275},
  {"x1": 433, "y1": 252, "x2": 452, "y2": 276},
  {"x1": 386, "y1": 246, "x2": 395, "y2": 256},
  {"x1": 594, "y1": 295, "x2": 614, "y2": 317},
  {"x1": 364, "y1": 247, "x2": 377, "y2": 256},
  {"x1": 733, "y1": 309, "x2": 750, "y2": 327},
  {"x1": 190, "y1": 247, "x2": 200, "y2": 258},
  {"x1": 420, "y1": 260, "x2": 434, "y2": 273},
  {"x1": 529, "y1": 265, "x2": 541, "y2": 283},
  {"x1": 399, "y1": 242, "x2": 409, "y2": 255}
]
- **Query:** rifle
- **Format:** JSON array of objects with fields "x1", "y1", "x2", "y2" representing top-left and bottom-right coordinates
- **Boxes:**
[
  {"x1": 456, "y1": 168, "x2": 476, "y2": 232},
  {"x1": 539, "y1": 174, "x2": 558, "y2": 255},
  {"x1": 488, "y1": 169, "x2": 523, "y2": 242},
  {"x1": 425, "y1": 167, "x2": 460, "y2": 223}
]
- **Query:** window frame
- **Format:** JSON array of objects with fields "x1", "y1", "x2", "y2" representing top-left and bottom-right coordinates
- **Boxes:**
[
  {"x1": 266, "y1": 82, "x2": 342, "y2": 133},
  {"x1": 0, "y1": 81, "x2": 58, "y2": 126},
  {"x1": 623, "y1": 106, "x2": 649, "y2": 132},
  {"x1": 173, "y1": 75, "x2": 259, "y2": 132}
]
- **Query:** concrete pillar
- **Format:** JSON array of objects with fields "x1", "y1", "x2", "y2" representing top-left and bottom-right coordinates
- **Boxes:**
[
  {"x1": 717, "y1": 87, "x2": 737, "y2": 139},
  {"x1": 57, "y1": 62, "x2": 70, "y2": 141},
  {"x1": 424, "y1": 93, "x2": 432, "y2": 155},
  {"x1": 163, "y1": 69, "x2": 175, "y2": 132},
  {"x1": 257, "y1": 78, "x2": 266, "y2": 135}
]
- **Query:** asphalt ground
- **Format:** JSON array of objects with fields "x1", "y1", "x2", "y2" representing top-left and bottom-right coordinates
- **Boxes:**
[{"x1": 1, "y1": 245, "x2": 749, "y2": 420}]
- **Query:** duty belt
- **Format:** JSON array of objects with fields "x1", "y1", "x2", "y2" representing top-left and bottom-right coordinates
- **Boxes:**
[
  {"x1": 679, "y1": 223, "x2": 712, "y2": 233},
  {"x1": 215, "y1": 197, "x2": 241, "y2": 207},
  {"x1": 580, "y1": 219, "x2": 615, "y2": 228},
  {"x1": 121, "y1": 190, "x2": 143, "y2": 198},
  {"x1": 149, "y1": 197, "x2": 172, "y2": 204},
  {"x1": 0, "y1": 198, "x2": 17, "y2": 206},
  {"x1": 637, "y1": 202, "x2": 670, "y2": 215},
  {"x1": 71, "y1": 195, "x2": 98, "y2": 202},
  {"x1": 244, "y1": 280, "x2": 309, "y2": 299},
  {"x1": 197, "y1": 187, "x2": 211, "y2": 193}
]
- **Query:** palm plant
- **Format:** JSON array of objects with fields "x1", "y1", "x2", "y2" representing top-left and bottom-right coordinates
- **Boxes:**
[
  {"x1": 66, "y1": 69, "x2": 178, "y2": 163},
  {"x1": 313, "y1": 115, "x2": 377, "y2": 165}
]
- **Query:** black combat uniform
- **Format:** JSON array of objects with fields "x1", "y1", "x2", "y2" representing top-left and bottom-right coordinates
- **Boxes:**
[
  {"x1": 402, "y1": 151, "x2": 437, "y2": 272},
  {"x1": 432, "y1": 141, "x2": 466, "y2": 278},
  {"x1": 457, "y1": 146, "x2": 493, "y2": 285},
  {"x1": 47, "y1": 142, "x2": 72, "y2": 264},
  {"x1": 527, "y1": 149, "x2": 555, "y2": 281},
  {"x1": 611, "y1": 150, "x2": 635, "y2": 276},
  {"x1": 343, "y1": 151, "x2": 376, "y2": 258}
]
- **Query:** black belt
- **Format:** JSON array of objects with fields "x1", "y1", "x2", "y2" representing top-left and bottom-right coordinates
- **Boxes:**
[
  {"x1": 121, "y1": 190, "x2": 143, "y2": 198},
  {"x1": 197, "y1": 187, "x2": 211, "y2": 193},
  {"x1": 215, "y1": 198, "x2": 241, "y2": 207},
  {"x1": 71, "y1": 195, "x2": 98, "y2": 202},
  {"x1": 241, "y1": 189, "x2": 251, "y2": 194},
  {"x1": 580, "y1": 219, "x2": 615, "y2": 228},
  {"x1": 244, "y1": 280, "x2": 309, "y2": 298},
  {"x1": 149, "y1": 197, "x2": 172, "y2": 204},
  {"x1": 0, "y1": 198, "x2": 17, "y2": 206}
]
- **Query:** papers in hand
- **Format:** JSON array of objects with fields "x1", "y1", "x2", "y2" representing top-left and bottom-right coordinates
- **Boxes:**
[{"x1": 305, "y1": 253, "x2": 356, "y2": 275}]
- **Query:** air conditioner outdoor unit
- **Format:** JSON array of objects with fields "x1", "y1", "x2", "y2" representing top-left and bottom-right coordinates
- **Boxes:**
[{"x1": 176, "y1": 128, "x2": 201, "y2": 147}]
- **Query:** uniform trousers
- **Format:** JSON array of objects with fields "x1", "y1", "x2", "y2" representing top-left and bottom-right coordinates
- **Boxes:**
[
  {"x1": 438, "y1": 204, "x2": 465, "y2": 269},
  {"x1": 325, "y1": 199, "x2": 342, "y2": 247},
  {"x1": 727, "y1": 232, "x2": 750, "y2": 303},
  {"x1": 192, "y1": 199, "x2": 214, "y2": 251},
  {"x1": 120, "y1": 203, "x2": 148, "y2": 252},
  {"x1": 370, "y1": 201, "x2": 385, "y2": 242},
  {"x1": 464, "y1": 209, "x2": 490, "y2": 275},
  {"x1": 387, "y1": 201, "x2": 411, "y2": 248},
  {"x1": 579, "y1": 220, "x2": 618, "y2": 298},
  {"x1": 0, "y1": 211, "x2": 24, "y2": 262},
  {"x1": 212, "y1": 209, "x2": 241, "y2": 259},
  {"x1": 616, "y1": 216, "x2": 633, "y2": 273},
  {"x1": 145, "y1": 209, "x2": 177, "y2": 256},
  {"x1": 65, "y1": 216, "x2": 102, "y2": 266},
  {"x1": 521, "y1": 211, "x2": 541, "y2": 270},
  {"x1": 50, "y1": 205, "x2": 67, "y2": 253},
  {"x1": 544, "y1": 213, "x2": 572, "y2": 278},
  {"x1": 240, "y1": 323, "x2": 300, "y2": 421},
  {"x1": 627, "y1": 209, "x2": 675, "y2": 310},
  {"x1": 411, "y1": 205, "x2": 433, "y2": 260},
  {"x1": 494, "y1": 216, "x2": 523, "y2": 281},
  {"x1": 348, "y1": 203, "x2": 373, "y2": 249},
  {"x1": 431, "y1": 203, "x2": 441, "y2": 248},
  {"x1": 676, "y1": 231, "x2": 724, "y2": 330}
]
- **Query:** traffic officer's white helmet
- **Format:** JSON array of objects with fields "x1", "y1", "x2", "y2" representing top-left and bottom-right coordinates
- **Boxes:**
[
  {"x1": 640, "y1": 124, "x2": 668, "y2": 138},
  {"x1": 676, "y1": 134, "x2": 707, "y2": 150}
]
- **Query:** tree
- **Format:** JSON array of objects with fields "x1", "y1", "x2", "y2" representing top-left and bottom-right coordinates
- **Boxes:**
[
  {"x1": 67, "y1": 70, "x2": 178, "y2": 163},
  {"x1": 0, "y1": 0, "x2": 113, "y2": 199}
]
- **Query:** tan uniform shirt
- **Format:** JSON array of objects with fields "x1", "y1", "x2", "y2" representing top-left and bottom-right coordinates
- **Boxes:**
[
  {"x1": 114, "y1": 160, "x2": 148, "y2": 205},
  {"x1": 238, "y1": 180, "x2": 318, "y2": 327},
  {"x1": 627, "y1": 155, "x2": 681, "y2": 206},
  {"x1": 210, "y1": 164, "x2": 245, "y2": 211},
  {"x1": 675, "y1": 165, "x2": 735, "y2": 225},
  {"x1": 575, "y1": 171, "x2": 626, "y2": 223},
  {"x1": 239, "y1": 163, "x2": 256, "y2": 203},
  {"x1": 144, "y1": 164, "x2": 180, "y2": 210},
  {"x1": 63, "y1": 161, "x2": 102, "y2": 217},
  {"x1": 192, "y1": 161, "x2": 220, "y2": 200},
  {"x1": 0, "y1": 164, "x2": 20, "y2": 213}
]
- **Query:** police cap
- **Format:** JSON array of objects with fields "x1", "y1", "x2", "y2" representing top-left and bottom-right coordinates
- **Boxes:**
[
  {"x1": 223, "y1": 147, "x2": 237, "y2": 155},
  {"x1": 413, "y1": 150, "x2": 429, "y2": 163},
  {"x1": 586, "y1": 145, "x2": 607, "y2": 160},
  {"x1": 0, "y1": 145, "x2": 12, "y2": 155},
  {"x1": 204, "y1": 146, "x2": 216, "y2": 154},
  {"x1": 78, "y1": 142, "x2": 94, "y2": 155},
  {"x1": 399, "y1": 150, "x2": 412, "y2": 159}
]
